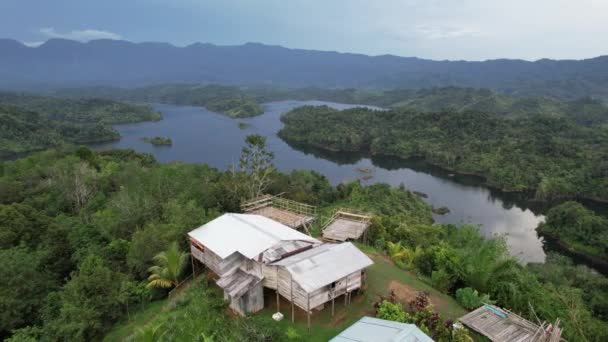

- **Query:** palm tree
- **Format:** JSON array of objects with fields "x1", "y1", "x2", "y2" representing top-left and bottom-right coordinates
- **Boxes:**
[{"x1": 147, "y1": 242, "x2": 189, "y2": 289}]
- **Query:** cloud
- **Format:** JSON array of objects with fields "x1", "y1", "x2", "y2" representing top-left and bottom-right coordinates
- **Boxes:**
[
  {"x1": 39, "y1": 27, "x2": 122, "y2": 41},
  {"x1": 414, "y1": 25, "x2": 482, "y2": 39},
  {"x1": 22, "y1": 41, "x2": 45, "y2": 47}
]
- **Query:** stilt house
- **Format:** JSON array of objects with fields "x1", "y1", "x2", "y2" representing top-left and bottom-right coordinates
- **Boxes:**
[{"x1": 188, "y1": 213, "x2": 374, "y2": 322}]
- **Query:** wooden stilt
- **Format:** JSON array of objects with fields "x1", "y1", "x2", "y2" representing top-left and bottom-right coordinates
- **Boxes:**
[
  {"x1": 191, "y1": 254, "x2": 196, "y2": 279},
  {"x1": 276, "y1": 268, "x2": 280, "y2": 312},
  {"x1": 307, "y1": 294, "x2": 311, "y2": 332},
  {"x1": 291, "y1": 275, "x2": 295, "y2": 323},
  {"x1": 345, "y1": 276, "x2": 349, "y2": 306},
  {"x1": 331, "y1": 287, "x2": 335, "y2": 317}
]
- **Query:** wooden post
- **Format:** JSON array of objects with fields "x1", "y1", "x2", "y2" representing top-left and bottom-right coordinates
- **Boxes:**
[
  {"x1": 290, "y1": 275, "x2": 295, "y2": 323},
  {"x1": 345, "y1": 276, "x2": 349, "y2": 306},
  {"x1": 331, "y1": 287, "x2": 335, "y2": 317},
  {"x1": 276, "y1": 268, "x2": 280, "y2": 312},
  {"x1": 191, "y1": 254, "x2": 196, "y2": 279},
  {"x1": 307, "y1": 293, "x2": 311, "y2": 332}
]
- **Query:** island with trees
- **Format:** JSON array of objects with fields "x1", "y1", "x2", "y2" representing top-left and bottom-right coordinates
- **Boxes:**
[{"x1": 141, "y1": 136, "x2": 173, "y2": 146}]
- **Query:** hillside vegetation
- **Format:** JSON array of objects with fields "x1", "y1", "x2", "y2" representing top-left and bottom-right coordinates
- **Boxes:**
[
  {"x1": 1, "y1": 145, "x2": 607, "y2": 341},
  {"x1": 55, "y1": 84, "x2": 263, "y2": 118},
  {"x1": 0, "y1": 93, "x2": 160, "y2": 158},
  {"x1": 279, "y1": 105, "x2": 608, "y2": 201}
]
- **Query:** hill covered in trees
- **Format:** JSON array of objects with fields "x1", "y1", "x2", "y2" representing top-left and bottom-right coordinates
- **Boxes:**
[
  {"x1": 54, "y1": 84, "x2": 262, "y2": 118},
  {"x1": 250, "y1": 86, "x2": 608, "y2": 125},
  {"x1": 1, "y1": 146, "x2": 607, "y2": 341},
  {"x1": 279, "y1": 105, "x2": 608, "y2": 201},
  {"x1": 0, "y1": 93, "x2": 160, "y2": 158},
  {"x1": 2, "y1": 38, "x2": 608, "y2": 101}
]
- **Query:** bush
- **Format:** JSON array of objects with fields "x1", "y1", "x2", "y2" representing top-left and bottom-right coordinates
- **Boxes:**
[
  {"x1": 377, "y1": 300, "x2": 409, "y2": 322},
  {"x1": 455, "y1": 287, "x2": 492, "y2": 310}
]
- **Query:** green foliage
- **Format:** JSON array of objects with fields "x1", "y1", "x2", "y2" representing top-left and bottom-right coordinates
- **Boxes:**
[
  {"x1": 141, "y1": 136, "x2": 173, "y2": 146},
  {"x1": 0, "y1": 248, "x2": 58, "y2": 335},
  {"x1": 377, "y1": 300, "x2": 409, "y2": 322},
  {"x1": 0, "y1": 93, "x2": 160, "y2": 156},
  {"x1": 538, "y1": 201, "x2": 608, "y2": 260},
  {"x1": 56, "y1": 84, "x2": 263, "y2": 118},
  {"x1": 239, "y1": 134, "x2": 275, "y2": 198},
  {"x1": 455, "y1": 288, "x2": 492, "y2": 310},
  {"x1": 279, "y1": 105, "x2": 608, "y2": 200},
  {"x1": 147, "y1": 242, "x2": 189, "y2": 289},
  {"x1": 43, "y1": 255, "x2": 125, "y2": 341}
]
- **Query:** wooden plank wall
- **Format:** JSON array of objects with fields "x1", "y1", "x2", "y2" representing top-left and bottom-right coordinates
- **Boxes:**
[{"x1": 191, "y1": 244, "x2": 245, "y2": 277}]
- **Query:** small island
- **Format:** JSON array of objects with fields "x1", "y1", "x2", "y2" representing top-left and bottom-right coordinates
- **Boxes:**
[
  {"x1": 432, "y1": 206, "x2": 451, "y2": 215},
  {"x1": 238, "y1": 122, "x2": 251, "y2": 130},
  {"x1": 141, "y1": 136, "x2": 173, "y2": 146}
]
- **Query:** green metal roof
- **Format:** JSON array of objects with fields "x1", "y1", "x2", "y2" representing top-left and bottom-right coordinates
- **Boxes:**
[{"x1": 330, "y1": 316, "x2": 434, "y2": 342}]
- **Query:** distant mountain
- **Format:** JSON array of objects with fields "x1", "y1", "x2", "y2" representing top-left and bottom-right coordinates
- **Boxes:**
[{"x1": 1, "y1": 38, "x2": 608, "y2": 99}]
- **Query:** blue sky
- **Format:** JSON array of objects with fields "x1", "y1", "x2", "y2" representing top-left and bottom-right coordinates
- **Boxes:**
[{"x1": 1, "y1": 0, "x2": 607, "y2": 61}]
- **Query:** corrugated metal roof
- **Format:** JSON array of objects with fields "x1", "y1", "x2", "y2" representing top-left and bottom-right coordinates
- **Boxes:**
[
  {"x1": 271, "y1": 242, "x2": 373, "y2": 292},
  {"x1": 330, "y1": 316, "x2": 434, "y2": 342},
  {"x1": 188, "y1": 213, "x2": 318, "y2": 259}
]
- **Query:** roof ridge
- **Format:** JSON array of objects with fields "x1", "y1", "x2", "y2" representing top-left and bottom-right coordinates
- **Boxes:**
[{"x1": 230, "y1": 213, "x2": 286, "y2": 242}]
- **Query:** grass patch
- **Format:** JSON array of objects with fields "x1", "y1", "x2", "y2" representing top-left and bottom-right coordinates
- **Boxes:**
[{"x1": 103, "y1": 300, "x2": 166, "y2": 341}]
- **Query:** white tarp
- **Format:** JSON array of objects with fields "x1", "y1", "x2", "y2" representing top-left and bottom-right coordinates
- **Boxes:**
[{"x1": 188, "y1": 213, "x2": 318, "y2": 259}]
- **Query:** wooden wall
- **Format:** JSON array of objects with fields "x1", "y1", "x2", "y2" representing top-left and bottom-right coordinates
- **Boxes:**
[
  {"x1": 275, "y1": 267, "x2": 364, "y2": 312},
  {"x1": 191, "y1": 244, "x2": 244, "y2": 277}
]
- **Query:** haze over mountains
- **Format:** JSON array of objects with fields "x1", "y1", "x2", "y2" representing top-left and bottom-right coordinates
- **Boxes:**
[{"x1": 1, "y1": 38, "x2": 608, "y2": 99}]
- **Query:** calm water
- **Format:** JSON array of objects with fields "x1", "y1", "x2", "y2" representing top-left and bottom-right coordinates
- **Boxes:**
[{"x1": 94, "y1": 101, "x2": 546, "y2": 263}]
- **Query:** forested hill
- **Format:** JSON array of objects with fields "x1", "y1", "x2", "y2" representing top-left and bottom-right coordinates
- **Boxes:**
[
  {"x1": 279, "y1": 106, "x2": 608, "y2": 201},
  {"x1": 1, "y1": 38, "x2": 608, "y2": 100},
  {"x1": 54, "y1": 84, "x2": 263, "y2": 118},
  {"x1": 249, "y1": 86, "x2": 608, "y2": 125},
  {"x1": 0, "y1": 93, "x2": 160, "y2": 157}
]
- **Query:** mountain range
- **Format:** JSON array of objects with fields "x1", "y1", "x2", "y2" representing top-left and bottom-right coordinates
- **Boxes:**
[{"x1": 1, "y1": 38, "x2": 608, "y2": 100}]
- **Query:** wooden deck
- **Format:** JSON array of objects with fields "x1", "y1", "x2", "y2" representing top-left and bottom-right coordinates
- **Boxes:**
[
  {"x1": 459, "y1": 305, "x2": 563, "y2": 342},
  {"x1": 322, "y1": 209, "x2": 372, "y2": 242},
  {"x1": 241, "y1": 194, "x2": 316, "y2": 230}
]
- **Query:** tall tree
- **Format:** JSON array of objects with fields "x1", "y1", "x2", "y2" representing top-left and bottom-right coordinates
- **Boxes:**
[
  {"x1": 147, "y1": 242, "x2": 189, "y2": 289},
  {"x1": 239, "y1": 134, "x2": 275, "y2": 199}
]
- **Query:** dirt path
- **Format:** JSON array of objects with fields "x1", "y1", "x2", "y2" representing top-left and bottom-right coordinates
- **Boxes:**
[{"x1": 388, "y1": 280, "x2": 448, "y2": 311}]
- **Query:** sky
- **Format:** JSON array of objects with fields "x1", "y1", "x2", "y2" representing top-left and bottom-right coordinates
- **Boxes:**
[{"x1": 1, "y1": 0, "x2": 607, "y2": 61}]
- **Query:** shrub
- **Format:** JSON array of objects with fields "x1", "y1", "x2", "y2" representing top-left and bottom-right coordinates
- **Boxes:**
[{"x1": 455, "y1": 287, "x2": 492, "y2": 310}]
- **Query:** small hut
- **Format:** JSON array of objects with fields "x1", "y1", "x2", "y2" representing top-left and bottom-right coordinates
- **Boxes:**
[
  {"x1": 459, "y1": 304, "x2": 563, "y2": 342},
  {"x1": 241, "y1": 193, "x2": 316, "y2": 233},
  {"x1": 321, "y1": 208, "x2": 372, "y2": 242}
]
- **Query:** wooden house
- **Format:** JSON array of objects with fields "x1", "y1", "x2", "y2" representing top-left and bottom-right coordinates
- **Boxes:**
[
  {"x1": 188, "y1": 213, "x2": 320, "y2": 315},
  {"x1": 188, "y1": 213, "x2": 374, "y2": 325}
]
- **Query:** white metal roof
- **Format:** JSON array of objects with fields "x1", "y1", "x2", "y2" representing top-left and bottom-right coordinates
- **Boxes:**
[
  {"x1": 330, "y1": 316, "x2": 434, "y2": 342},
  {"x1": 188, "y1": 213, "x2": 318, "y2": 259},
  {"x1": 271, "y1": 242, "x2": 373, "y2": 292}
]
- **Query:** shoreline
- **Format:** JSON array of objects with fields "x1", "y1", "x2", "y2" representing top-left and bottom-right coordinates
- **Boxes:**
[{"x1": 281, "y1": 137, "x2": 608, "y2": 205}]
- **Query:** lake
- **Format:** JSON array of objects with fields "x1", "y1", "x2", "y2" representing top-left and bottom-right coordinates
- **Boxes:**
[{"x1": 94, "y1": 101, "x2": 546, "y2": 263}]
